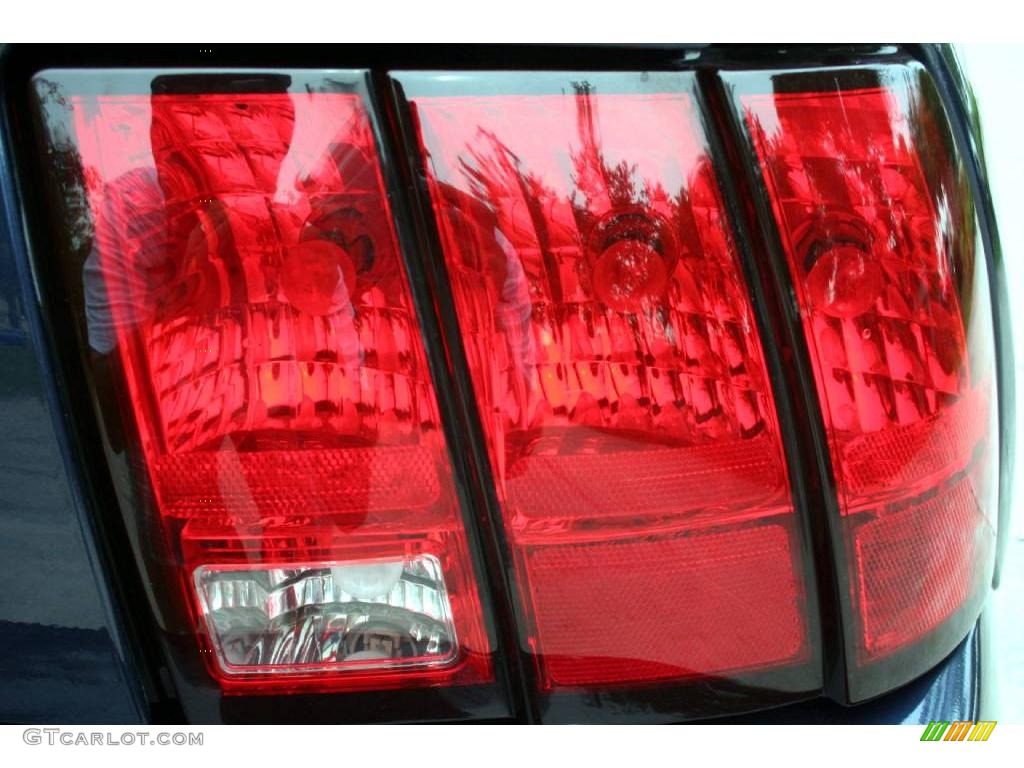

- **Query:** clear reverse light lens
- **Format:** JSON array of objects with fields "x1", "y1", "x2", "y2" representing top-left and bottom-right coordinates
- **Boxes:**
[{"x1": 196, "y1": 555, "x2": 458, "y2": 674}]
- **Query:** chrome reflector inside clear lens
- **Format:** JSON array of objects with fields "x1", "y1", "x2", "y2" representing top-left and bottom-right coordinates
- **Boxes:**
[{"x1": 195, "y1": 555, "x2": 458, "y2": 674}]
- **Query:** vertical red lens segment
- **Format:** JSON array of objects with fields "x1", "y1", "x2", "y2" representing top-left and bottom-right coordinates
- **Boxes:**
[
  {"x1": 410, "y1": 86, "x2": 811, "y2": 689},
  {"x1": 740, "y1": 79, "x2": 998, "y2": 664},
  {"x1": 71, "y1": 87, "x2": 492, "y2": 691}
]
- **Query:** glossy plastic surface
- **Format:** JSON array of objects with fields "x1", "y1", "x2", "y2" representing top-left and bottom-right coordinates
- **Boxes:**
[
  {"x1": 723, "y1": 619, "x2": 984, "y2": 724},
  {"x1": 28, "y1": 69, "x2": 499, "y2": 706},
  {"x1": 0, "y1": 104, "x2": 144, "y2": 723},
  {"x1": 726, "y1": 64, "x2": 998, "y2": 701},
  {"x1": 399, "y1": 71, "x2": 818, "y2": 710}
]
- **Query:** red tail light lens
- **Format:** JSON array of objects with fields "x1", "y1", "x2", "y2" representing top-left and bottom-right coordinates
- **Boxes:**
[
  {"x1": 39, "y1": 72, "x2": 494, "y2": 693},
  {"x1": 401, "y1": 73, "x2": 816, "y2": 695},
  {"x1": 732, "y1": 66, "x2": 998, "y2": 696}
]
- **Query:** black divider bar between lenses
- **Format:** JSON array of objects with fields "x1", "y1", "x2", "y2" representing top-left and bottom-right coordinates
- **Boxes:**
[
  {"x1": 695, "y1": 70, "x2": 850, "y2": 704},
  {"x1": 365, "y1": 71, "x2": 535, "y2": 724}
]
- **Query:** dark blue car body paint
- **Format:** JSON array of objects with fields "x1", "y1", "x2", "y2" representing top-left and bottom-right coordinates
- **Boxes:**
[{"x1": 0, "y1": 97, "x2": 144, "y2": 723}]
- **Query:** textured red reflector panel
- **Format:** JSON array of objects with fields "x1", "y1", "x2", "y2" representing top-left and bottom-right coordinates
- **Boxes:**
[
  {"x1": 407, "y1": 79, "x2": 812, "y2": 690},
  {"x1": 66, "y1": 83, "x2": 492, "y2": 692},
  {"x1": 524, "y1": 524, "x2": 804, "y2": 687},
  {"x1": 853, "y1": 472, "x2": 980, "y2": 655},
  {"x1": 738, "y1": 71, "x2": 997, "y2": 673}
]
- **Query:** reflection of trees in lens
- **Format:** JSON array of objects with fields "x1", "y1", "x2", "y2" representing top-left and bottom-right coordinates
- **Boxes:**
[{"x1": 433, "y1": 88, "x2": 762, "y2": 450}]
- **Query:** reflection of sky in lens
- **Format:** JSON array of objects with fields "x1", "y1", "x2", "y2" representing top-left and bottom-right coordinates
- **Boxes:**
[{"x1": 416, "y1": 92, "x2": 702, "y2": 200}]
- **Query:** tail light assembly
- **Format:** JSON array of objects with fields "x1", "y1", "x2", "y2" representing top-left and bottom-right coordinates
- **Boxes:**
[
  {"x1": 25, "y1": 54, "x2": 1002, "y2": 722},
  {"x1": 724, "y1": 65, "x2": 999, "y2": 700}
]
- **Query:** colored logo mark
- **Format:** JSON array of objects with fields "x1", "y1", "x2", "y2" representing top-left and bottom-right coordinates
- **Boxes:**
[{"x1": 920, "y1": 721, "x2": 996, "y2": 741}]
